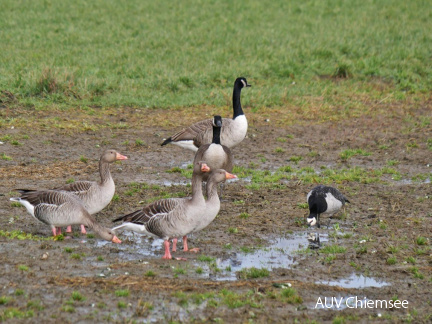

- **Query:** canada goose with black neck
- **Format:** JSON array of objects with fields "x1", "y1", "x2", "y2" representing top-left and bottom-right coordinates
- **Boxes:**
[{"x1": 161, "y1": 77, "x2": 251, "y2": 152}]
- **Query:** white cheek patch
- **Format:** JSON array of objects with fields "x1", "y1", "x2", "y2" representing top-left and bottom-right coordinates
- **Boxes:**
[
  {"x1": 240, "y1": 79, "x2": 247, "y2": 87},
  {"x1": 307, "y1": 218, "x2": 317, "y2": 226}
]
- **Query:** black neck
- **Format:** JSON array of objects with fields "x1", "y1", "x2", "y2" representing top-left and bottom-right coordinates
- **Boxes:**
[
  {"x1": 212, "y1": 125, "x2": 221, "y2": 144},
  {"x1": 232, "y1": 84, "x2": 244, "y2": 119}
]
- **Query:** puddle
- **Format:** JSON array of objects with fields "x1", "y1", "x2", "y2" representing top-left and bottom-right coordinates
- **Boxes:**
[
  {"x1": 205, "y1": 231, "x2": 328, "y2": 281},
  {"x1": 95, "y1": 231, "x2": 163, "y2": 259},
  {"x1": 316, "y1": 273, "x2": 389, "y2": 289}
]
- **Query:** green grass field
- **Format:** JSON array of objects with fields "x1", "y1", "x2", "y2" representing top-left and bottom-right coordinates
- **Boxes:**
[{"x1": 0, "y1": 0, "x2": 431, "y2": 111}]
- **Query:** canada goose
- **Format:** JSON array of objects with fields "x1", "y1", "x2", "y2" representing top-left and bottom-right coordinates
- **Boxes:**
[
  {"x1": 112, "y1": 165, "x2": 236, "y2": 259},
  {"x1": 161, "y1": 77, "x2": 251, "y2": 152},
  {"x1": 10, "y1": 189, "x2": 121, "y2": 243},
  {"x1": 194, "y1": 115, "x2": 233, "y2": 182},
  {"x1": 111, "y1": 161, "x2": 209, "y2": 258},
  {"x1": 307, "y1": 185, "x2": 350, "y2": 228},
  {"x1": 55, "y1": 149, "x2": 128, "y2": 234}
]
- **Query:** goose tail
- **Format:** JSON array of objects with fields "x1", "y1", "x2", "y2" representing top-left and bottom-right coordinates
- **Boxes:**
[{"x1": 161, "y1": 137, "x2": 172, "y2": 146}]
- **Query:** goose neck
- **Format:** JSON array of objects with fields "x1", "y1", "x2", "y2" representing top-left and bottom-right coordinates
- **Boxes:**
[
  {"x1": 232, "y1": 85, "x2": 244, "y2": 119},
  {"x1": 212, "y1": 125, "x2": 221, "y2": 145},
  {"x1": 190, "y1": 173, "x2": 204, "y2": 203},
  {"x1": 99, "y1": 159, "x2": 112, "y2": 184},
  {"x1": 206, "y1": 178, "x2": 220, "y2": 201}
]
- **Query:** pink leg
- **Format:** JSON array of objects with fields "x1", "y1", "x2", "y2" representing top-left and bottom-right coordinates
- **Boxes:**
[
  {"x1": 183, "y1": 236, "x2": 200, "y2": 253},
  {"x1": 183, "y1": 236, "x2": 188, "y2": 251},
  {"x1": 172, "y1": 238, "x2": 178, "y2": 252},
  {"x1": 56, "y1": 227, "x2": 62, "y2": 235},
  {"x1": 162, "y1": 240, "x2": 172, "y2": 259},
  {"x1": 66, "y1": 225, "x2": 72, "y2": 233},
  {"x1": 80, "y1": 225, "x2": 87, "y2": 234},
  {"x1": 51, "y1": 227, "x2": 57, "y2": 237}
]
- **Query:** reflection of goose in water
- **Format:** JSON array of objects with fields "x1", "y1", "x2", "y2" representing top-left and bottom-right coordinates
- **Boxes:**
[{"x1": 307, "y1": 232, "x2": 321, "y2": 249}]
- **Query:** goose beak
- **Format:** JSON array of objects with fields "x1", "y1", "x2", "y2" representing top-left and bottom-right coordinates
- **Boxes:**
[
  {"x1": 246, "y1": 84, "x2": 251, "y2": 87},
  {"x1": 112, "y1": 236, "x2": 122, "y2": 244},
  {"x1": 225, "y1": 172, "x2": 237, "y2": 180},
  {"x1": 116, "y1": 153, "x2": 128, "y2": 160},
  {"x1": 201, "y1": 163, "x2": 210, "y2": 172}
]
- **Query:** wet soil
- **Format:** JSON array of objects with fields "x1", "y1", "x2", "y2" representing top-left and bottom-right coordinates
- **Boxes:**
[{"x1": 0, "y1": 104, "x2": 431, "y2": 323}]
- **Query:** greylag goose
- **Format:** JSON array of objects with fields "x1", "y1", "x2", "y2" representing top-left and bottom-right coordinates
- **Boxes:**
[
  {"x1": 191, "y1": 169, "x2": 237, "y2": 234},
  {"x1": 193, "y1": 115, "x2": 233, "y2": 182},
  {"x1": 55, "y1": 149, "x2": 128, "y2": 234},
  {"x1": 10, "y1": 189, "x2": 122, "y2": 243},
  {"x1": 112, "y1": 165, "x2": 236, "y2": 259},
  {"x1": 161, "y1": 77, "x2": 251, "y2": 152},
  {"x1": 112, "y1": 161, "x2": 209, "y2": 256},
  {"x1": 307, "y1": 185, "x2": 350, "y2": 228}
]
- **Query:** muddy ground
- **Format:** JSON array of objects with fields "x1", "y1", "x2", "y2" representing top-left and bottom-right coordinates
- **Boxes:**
[{"x1": 0, "y1": 103, "x2": 431, "y2": 323}]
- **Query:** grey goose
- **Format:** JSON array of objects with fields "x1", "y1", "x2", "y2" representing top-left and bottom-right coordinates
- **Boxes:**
[
  {"x1": 55, "y1": 149, "x2": 128, "y2": 234},
  {"x1": 161, "y1": 77, "x2": 251, "y2": 152},
  {"x1": 112, "y1": 164, "x2": 236, "y2": 259},
  {"x1": 10, "y1": 189, "x2": 122, "y2": 243},
  {"x1": 307, "y1": 185, "x2": 350, "y2": 228}
]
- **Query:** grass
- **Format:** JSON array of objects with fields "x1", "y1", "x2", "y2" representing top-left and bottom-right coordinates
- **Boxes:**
[
  {"x1": 340, "y1": 149, "x2": 371, "y2": 161},
  {"x1": 320, "y1": 245, "x2": 347, "y2": 254},
  {"x1": 18, "y1": 265, "x2": 29, "y2": 271},
  {"x1": 0, "y1": 0, "x2": 430, "y2": 118},
  {"x1": 115, "y1": 290, "x2": 130, "y2": 297},
  {"x1": 145, "y1": 270, "x2": 156, "y2": 277},
  {"x1": 238, "y1": 267, "x2": 270, "y2": 279},
  {"x1": 71, "y1": 291, "x2": 86, "y2": 302}
]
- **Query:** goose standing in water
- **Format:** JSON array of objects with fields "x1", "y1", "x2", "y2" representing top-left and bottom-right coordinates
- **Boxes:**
[
  {"x1": 112, "y1": 164, "x2": 236, "y2": 259},
  {"x1": 112, "y1": 161, "x2": 208, "y2": 258},
  {"x1": 161, "y1": 77, "x2": 251, "y2": 152},
  {"x1": 10, "y1": 189, "x2": 121, "y2": 243},
  {"x1": 55, "y1": 149, "x2": 127, "y2": 234},
  {"x1": 307, "y1": 185, "x2": 350, "y2": 228}
]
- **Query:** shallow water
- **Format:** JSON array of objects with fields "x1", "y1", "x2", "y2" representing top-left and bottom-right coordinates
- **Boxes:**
[
  {"x1": 205, "y1": 231, "x2": 329, "y2": 281},
  {"x1": 316, "y1": 273, "x2": 389, "y2": 289}
]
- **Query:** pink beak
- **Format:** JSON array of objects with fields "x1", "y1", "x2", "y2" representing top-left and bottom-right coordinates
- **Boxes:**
[
  {"x1": 112, "y1": 236, "x2": 122, "y2": 244},
  {"x1": 116, "y1": 153, "x2": 128, "y2": 161},
  {"x1": 225, "y1": 172, "x2": 237, "y2": 180},
  {"x1": 201, "y1": 163, "x2": 210, "y2": 172}
]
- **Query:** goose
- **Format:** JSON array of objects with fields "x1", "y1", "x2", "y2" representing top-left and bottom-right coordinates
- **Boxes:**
[
  {"x1": 112, "y1": 165, "x2": 236, "y2": 259},
  {"x1": 161, "y1": 77, "x2": 251, "y2": 152},
  {"x1": 193, "y1": 115, "x2": 233, "y2": 183},
  {"x1": 307, "y1": 185, "x2": 350, "y2": 228},
  {"x1": 10, "y1": 189, "x2": 122, "y2": 243},
  {"x1": 112, "y1": 161, "x2": 209, "y2": 257},
  {"x1": 54, "y1": 149, "x2": 128, "y2": 234},
  {"x1": 191, "y1": 169, "x2": 237, "y2": 235}
]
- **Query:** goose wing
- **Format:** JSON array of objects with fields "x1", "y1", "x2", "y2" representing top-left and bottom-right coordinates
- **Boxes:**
[
  {"x1": 54, "y1": 181, "x2": 94, "y2": 197},
  {"x1": 193, "y1": 118, "x2": 234, "y2": 147},
  {"x1": 163, "y1": 118, "x2": 213, "y2": 145},
  {"x1": 112, "y1": 197, "x2": 185, "y2": 224}
]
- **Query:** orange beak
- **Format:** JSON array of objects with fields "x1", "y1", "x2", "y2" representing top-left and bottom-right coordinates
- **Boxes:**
[
  {"x1": 112, "y1": 236, "x2": 122, "y2": 244},
  {"x1": 225, "y1": 172, "x2": 237, "y2": 180},
  {"x1": 201, "y1": 163, "x2": 210, "y2": 172},
  {"x1": 116, "y1": 153, "x2": 128, "y2": 161}
]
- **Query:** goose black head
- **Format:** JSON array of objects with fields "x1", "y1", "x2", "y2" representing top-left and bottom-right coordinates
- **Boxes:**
[
  {"x1": 235, "y1": 77, "x2": 251, "y2": 88},
  {"x1": 212, "y1": 115, "x2": 222, "y2": 127}
]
